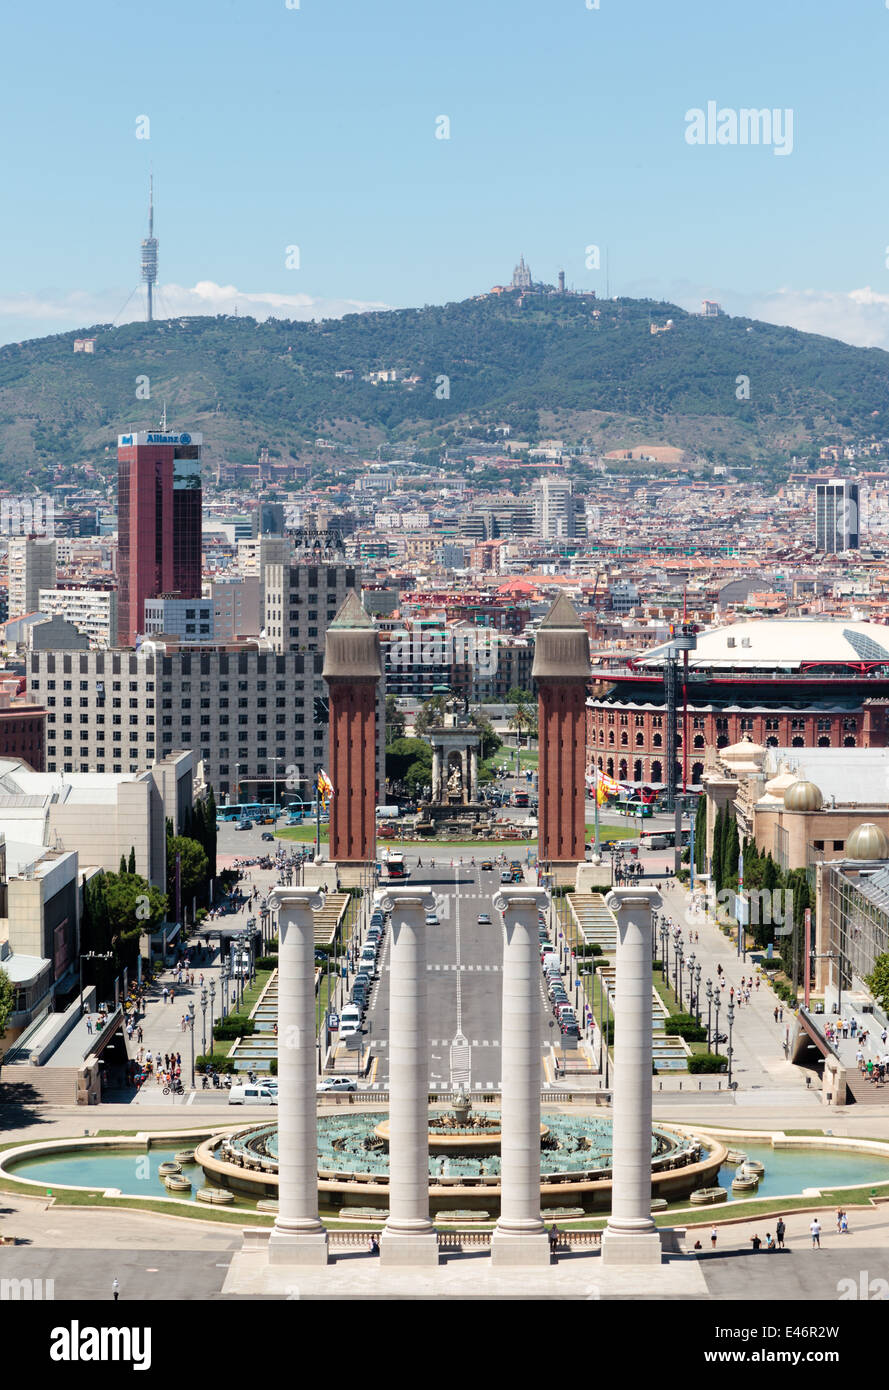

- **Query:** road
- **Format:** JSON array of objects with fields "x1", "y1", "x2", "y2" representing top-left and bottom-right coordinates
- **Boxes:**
[{"x1": 362, "y1": 860, "x2": 554, "y2": 1090}]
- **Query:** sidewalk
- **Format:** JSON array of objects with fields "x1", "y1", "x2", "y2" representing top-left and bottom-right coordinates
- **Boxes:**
[
  {"x1": 655, "y1": 879, "x2": 813, "y2": 1095},
  {"x1": 119, "y1": 861, "x2": 285, "y2": 1102}
]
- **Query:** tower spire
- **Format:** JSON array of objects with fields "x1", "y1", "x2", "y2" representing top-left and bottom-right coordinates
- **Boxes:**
[{"x1": 141, "y1": 174, "x2": 158, "y2": 323}]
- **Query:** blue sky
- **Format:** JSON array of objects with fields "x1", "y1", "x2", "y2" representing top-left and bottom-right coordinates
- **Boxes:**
[{"x1": 3, "y1": 0, "x2": 889, "y2": 346}]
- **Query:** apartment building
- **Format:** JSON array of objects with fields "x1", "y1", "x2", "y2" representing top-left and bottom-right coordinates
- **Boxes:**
[
  {"x1": 38, "y1": 586, "x2": 117, "y2": 646},
  {"x1": 8, "y1": 538, "x2": 57, "y2": 621}
]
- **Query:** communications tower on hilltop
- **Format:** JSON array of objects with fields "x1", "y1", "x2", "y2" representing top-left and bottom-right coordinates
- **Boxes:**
[{"x1": 141, "y1": 176, "x2": 158, "y2": 322}]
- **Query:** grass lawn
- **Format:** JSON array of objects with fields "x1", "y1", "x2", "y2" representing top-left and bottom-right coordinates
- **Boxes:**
[
  {"x1": 588, "y1": 824, "x2": 639, "y2": 841},
  {"x1": 315, "y1": 972, "x2": 337, "y2": 1028},
  {"x1": 237, "y1": 970, "x2": 272, "y2": 1016},
  {"x1": 275, "y1": 825, "x2": 329, "y2": 843}
]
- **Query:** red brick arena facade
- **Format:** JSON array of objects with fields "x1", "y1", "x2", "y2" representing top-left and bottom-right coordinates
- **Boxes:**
[{"x1": 586, "y1": 619, "x2": 889, "y2": 793}]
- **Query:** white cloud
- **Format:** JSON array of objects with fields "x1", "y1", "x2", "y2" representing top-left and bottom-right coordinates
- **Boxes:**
[
  {"x1": 0, "y1": 281, "x2": 390, "y2": 345},
  {"x1": 626, "y1": 276, "x2": 889, "y2": 351}
]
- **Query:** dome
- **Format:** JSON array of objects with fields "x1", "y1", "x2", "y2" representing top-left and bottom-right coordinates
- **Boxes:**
[
  {"x1": 764, "y1": 771, "x2": 798, "y2": 798},
  {"x1": 720, "y1": 737, "x2": 766, "y2": 769},
  {"x1": 783, "y1": 780, "x2": 823, "y2": 812},
  {"x1": 845, "y1": 823, "x2": 889, "y2": 861}
]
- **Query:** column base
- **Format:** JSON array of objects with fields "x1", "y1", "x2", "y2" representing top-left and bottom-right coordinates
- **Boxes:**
[
  {"x1": 600, "y1": 1227, "x2": 664, "y2": 1267},
  {"x1": 379, "y1": 1225, "x2": 440, "y2": 1267},
  {"x1": 491, "y1": 1226, "x2": 552, "y2": 1268},
  {"x1": 268, "y1": 1227, "x2": 330, "y2": 1266}
]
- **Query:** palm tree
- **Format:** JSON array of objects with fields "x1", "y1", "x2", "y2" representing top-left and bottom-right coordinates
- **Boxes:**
[{"x1": 509, "y1": 700, "x2": 534, "y2": 749}]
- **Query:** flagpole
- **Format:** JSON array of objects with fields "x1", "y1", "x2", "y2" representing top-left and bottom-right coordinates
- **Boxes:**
[
  {"x1": 316, "y1": 771, "x2": 321, "y2": 859},
  {"x1": 593, "y1": 769, "x2": 601, "y2": 860}
]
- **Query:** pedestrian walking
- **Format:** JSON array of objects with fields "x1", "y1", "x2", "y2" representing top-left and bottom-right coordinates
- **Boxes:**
[
  {"x1": 774, "y1": 1007, "x2": 779, "y2": 1024},
  {"x1": 112, "y1": 1277, "x2": 120, "y2": 1301},
  {"x1": 840, "y1": 1211, "x2": 849, "y2": 1234},
  {"x1": 137, "y1": 1026, "x2": 143, "y2": 1044},
  {"x1": 779, "y1": 1006, "x2": 784, "y2": 1023},
  {"x1": 775, "y1": 1218, "x2": 786, "y2": 1248},
  {"x1": 810, "y1": 1218, "x2": 821, "y2": 1248},
  {"x1": 710, "y1": 1226, "x2": 718, "y2": 1249},
  {"x1": 85, "y1": 1015, "x2": 93, "y2": 1035}
]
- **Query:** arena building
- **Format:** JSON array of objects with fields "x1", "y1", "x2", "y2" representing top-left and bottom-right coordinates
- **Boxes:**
[{"x1": 586, "y1": 619, "x2": 889, "y2": 792}]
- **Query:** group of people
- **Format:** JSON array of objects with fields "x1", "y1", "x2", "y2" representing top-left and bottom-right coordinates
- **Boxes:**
[{"x1": 131, "y1": 1048, "x2": 184, "y2": 1089}]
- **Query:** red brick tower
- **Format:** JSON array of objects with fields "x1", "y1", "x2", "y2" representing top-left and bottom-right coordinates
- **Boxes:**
[
  {"x1": 532, "y1": 594, "x2": 591, "y2": 866},
  {"x1": 322, "y1": 591, "x2": 381, "y2": 866}
]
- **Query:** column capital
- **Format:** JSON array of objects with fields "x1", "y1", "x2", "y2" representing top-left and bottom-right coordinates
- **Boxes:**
[
  {"x1": 378, "y1": 886, "x2": 436, "y2": 915},
  {"x1": 605, "y1": 888, "x2": 662, "y2": 917},
  {"x1": 493, "y1": 886, "x2": 550, "y2": 916},
  {"x1": 269, "y1": 887, "x2": 325, "y2": 914}
]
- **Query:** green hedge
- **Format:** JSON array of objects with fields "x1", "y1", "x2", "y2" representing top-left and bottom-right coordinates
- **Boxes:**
[
  {"x1": 213, "y1": 1016, "x2": 255, "y2": 1040},
  {"x1": 255, "y1": 955, "x2": 279, "y2": 971},
  {"x1": 667, "y1": 1013, "x2": 707, "y2": 1042},
  {"x1": 687, "y1": 1052, "x2": 728, "y2": 1074},
  {"x1": 195, "y1": 1054, "x2": 237, "y2": 1074}
]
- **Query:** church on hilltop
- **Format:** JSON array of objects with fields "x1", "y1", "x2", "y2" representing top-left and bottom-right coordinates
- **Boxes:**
[{"x1": 511, "y1": 255, "x2": 533, "y2": 291}]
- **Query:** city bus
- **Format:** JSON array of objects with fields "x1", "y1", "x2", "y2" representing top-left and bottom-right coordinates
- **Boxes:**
[
  {"x1": 217, "y1": 803, "x2": 282, "y2": 824},
  {"x1": 639, "y1": 828, "x2": 690, "y2": 849},
  {"x1": 613, "y1": 800, "x2": 653, "y2": 819}
]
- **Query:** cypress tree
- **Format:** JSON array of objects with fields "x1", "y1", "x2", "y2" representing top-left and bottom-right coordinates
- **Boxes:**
[
  {"x1": 722, "y1": 814, "x2": 740, "y2": 887},
  {"x1": 119, "y1": 854, "x2": 128, "y2": 876},
  {"x1": 128, "y1": 846, "x2": 136, "y2": 875},
  {"x1": 694, "y1": 794, "x2": 707, "y2": 875},
  {"x1": 712, "y1": 806, "x2": 725, "y2": 892},
  {"x1": 205, "y1": 786, "x2": 218, "y2": 880}
]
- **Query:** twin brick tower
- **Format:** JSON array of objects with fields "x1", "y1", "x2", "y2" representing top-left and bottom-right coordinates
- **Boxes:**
[{"x1": 322, "y1": 590, "x2": 592, "y2": 872}]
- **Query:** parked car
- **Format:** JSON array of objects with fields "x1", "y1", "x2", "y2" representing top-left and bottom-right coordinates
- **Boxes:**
[
  {"x1": 340, "y1": 1005, "x2": 363, "y2": 1033},
  {"x1": 478, "y1": 913, "x2": 492, "y2": 925},
  {"x1": 317, "y1": 1077, "x2": 358, "y2": 1092},
  {"x1": 425, "y1": 913, "x2": 440, "y2": 926},
  {"x1": 500, "y1": 870, "x2": 513, "y2": 883}
]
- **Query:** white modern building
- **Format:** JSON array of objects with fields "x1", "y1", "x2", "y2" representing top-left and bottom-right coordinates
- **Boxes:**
[{"x1": 38, "y1": 587, "x2": 117, "y2": 646}]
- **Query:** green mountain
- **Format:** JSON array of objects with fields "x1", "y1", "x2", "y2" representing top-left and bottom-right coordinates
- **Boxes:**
[{"x1": 1, "y1": 293, "x2": 887, "y2": 483}]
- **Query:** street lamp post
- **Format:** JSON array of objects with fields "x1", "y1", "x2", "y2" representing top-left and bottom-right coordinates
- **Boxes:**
[
  {"x1": 200, "y1": 985, "x2": 208, "y2": 1056},
  {"x1": 705, "y1": 979, "x2": 713, "y2": 1051},
  {"x1": 188, "y1": 1006, "x2": 196, "y2": 1089},
  {"x1": 694, "y1": 963, "x2": 702, "y2": 1025},
  {"x1": 662, "y1": 925, "x2": 670, "y2": 990},
  {"x1": 713, "y1": 990, "x2": 722, "y2": 1060},
  {"x1": 727, "y1": 999, "x2": 735, "y2": 1086},
  {"x1": 209, "y1": 979, "x2": 216, "y2": 1050},
  {"x1": 676, "y1": 942, "x2": 684, "y2": 1012},
  {"x1": 687, "y1": 951, "x2": 696, "y2": 1017},
  {"x1": 222, "y1": 960, "x2": 230, "y2": 1019}
]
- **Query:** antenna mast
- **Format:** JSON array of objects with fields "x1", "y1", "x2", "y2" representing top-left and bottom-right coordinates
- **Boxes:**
[{"x1": 141, "y1": 175, "x2": 158, "y2": 322}]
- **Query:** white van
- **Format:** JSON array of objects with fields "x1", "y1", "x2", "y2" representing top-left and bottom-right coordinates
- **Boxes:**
[
  {"x1": 228, "y1": 1084, "x2": 277, "y2": 1105},
  {"x1": 340, "y1": 1005, "x2": 363, "y2": 1035}
]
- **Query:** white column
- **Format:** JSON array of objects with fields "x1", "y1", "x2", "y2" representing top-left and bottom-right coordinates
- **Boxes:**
[
  {"x1": 491, "y1": 886, "x2": 551, "y2": 1266},
  {"x1": 470, "y1": 747, "x2": 479, "y2": 803},
  {"x1": 601, "y1": 887, "x2": 663, "y2": 1266},
  {"x1": 267, "y1": 886, "x2": 328, "y2": 1265},
  {"x1": 379, "y1": 886, "x2": 439, "y2": 1266},
  {"x1": 431, "y1": 745, "x2": 441, "y2": 802}
]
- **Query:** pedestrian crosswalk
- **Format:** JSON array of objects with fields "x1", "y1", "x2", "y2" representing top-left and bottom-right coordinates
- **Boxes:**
[{"x1": 424, "y1": 963, "x2": 501, "y2": 972}]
